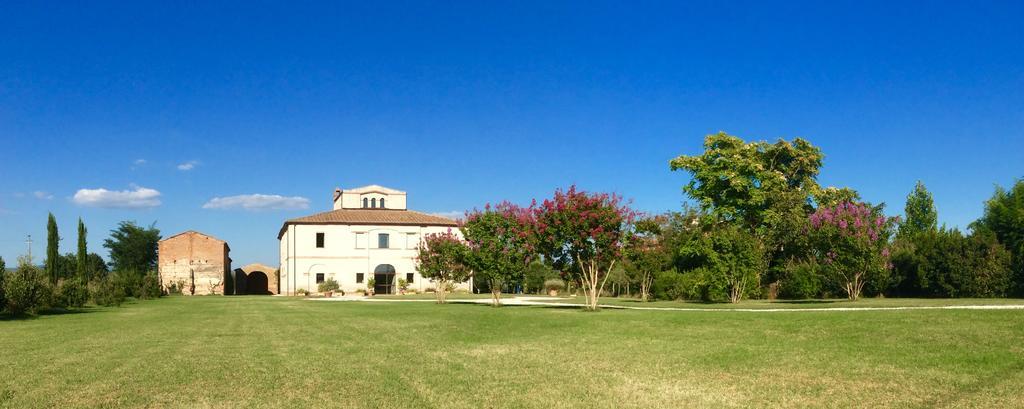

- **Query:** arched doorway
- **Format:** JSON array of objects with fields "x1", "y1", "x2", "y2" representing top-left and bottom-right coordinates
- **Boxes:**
[
  {"x1": 374, "y1": 264, "x2": 395, "y2": 295},
  {"x1": 246, "y1": 271, "x2": 269, "y2": 295}
]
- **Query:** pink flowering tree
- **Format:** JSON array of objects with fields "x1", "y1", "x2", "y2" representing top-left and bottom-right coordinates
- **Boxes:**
[
  {"x1": 462, "y1": 202, "x2": 536, "y2": 306},
  {"x1": 415, "y1": 228, "x2": 472, "y2": 304},
  {"x1": 807, "y1": 202, "x2": 898, "y2": 300},
  {"x1": 533, "y1": 186, "x2": 636, "y2": 311}
]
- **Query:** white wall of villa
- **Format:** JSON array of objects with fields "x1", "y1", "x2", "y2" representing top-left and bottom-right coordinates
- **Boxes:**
[{"x1": 278, "y1": 185, "x2": 467, "y2": 295}]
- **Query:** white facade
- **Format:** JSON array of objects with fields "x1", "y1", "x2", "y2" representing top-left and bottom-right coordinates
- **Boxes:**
[{"x1": 278, "y1": 185, "x2": 467, "y2": 295}]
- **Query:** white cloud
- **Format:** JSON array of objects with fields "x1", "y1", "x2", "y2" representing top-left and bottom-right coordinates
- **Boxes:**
[
  {"x1": 33, "y1": 191, "x2": 53, "y2": 200},
  {"x1": 134, "y1": 159, "x2": 147, "y2": 165},
  {"x1": 202, "y1": 194, "x2": 310, "y2": 211},
  {"x1": 72, "y1": 186, "x2": 162, "y2": 208},
  {"x1": 177, "y1": 160, "x2": 199, "y2": 171},
  {"x1": 430, "y1": 210, "x2": 465, "y2": 220}
]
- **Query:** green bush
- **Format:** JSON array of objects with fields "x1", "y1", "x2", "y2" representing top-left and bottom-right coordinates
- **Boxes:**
[
  {"x1": 0, "y1": 256, "x2": 6, "y2": 308},
  {"x1": 542, "y1": 278, "x2": 565, "y2": 293},
  {"x1": 525, "y1": 261, "x2": 560, "y2": 294},
  {"x1": 55, "y1": 278, "x2": 90, "y2": 308},
  {"x1": 166, "y1": 280, "x2": 184, "y2": 295},
  {"x1": 890, "y1": 229, "x2": 1013, "y2": 297},
  {"x1": 90, "y1": 276, "x2": 127, "y2": 307},
  {"x1": 778, "y1": 261, "x2": 823, "y2": 299},
  {"x1": 138, "y1": 272, "x2": 162, "y2": 299},
  {"x1": 3, "y1": 262, "x2": 49, "y2": 315},
  {"x1": 317, "y1": 278, "x2": 340, "y2": 293},
  {"x1": 652, "y1": 270, "x2": 688, "y2": 301}
]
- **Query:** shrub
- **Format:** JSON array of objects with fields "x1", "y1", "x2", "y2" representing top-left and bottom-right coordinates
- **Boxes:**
[
  {"x1": 55, "y1": 278, "x2": 90, "y2": 308},
  {"x1": 542, "y1": 279, "x2": 565, "y2": 293},
  {"x1": 778, "y1": 261, "x2": 823, "y2": 299},
  {"x1": 317, "y1": 278, "x2": 340, "y2": 293},
  {"x1": 138, "y1": 272, "x2": 162, "y2": 299},
  {"x1": 166, "y1": 280, "x2": 184, "y2": 295},
  {"x1": 90, "y1": 276, "x2": 127, "y2": 307},
  {"x1": 397, "y1": 278, "x2": 409, "y2": 291},
  {"x1": 295, "y1": 288, "x2": 310, "y2": 296},
  {"x1": 652, "y1": 270, "x2": 688, "y2": 301},
  {"x1": 525, "y1": 261, "x2": 560, "y2": 294},
  {"x1": 0, "y1": 256, "x2": 6, "y2": 308},
  {"x1": 3, "y1": 262, "x2": 50, "y2": 315}
]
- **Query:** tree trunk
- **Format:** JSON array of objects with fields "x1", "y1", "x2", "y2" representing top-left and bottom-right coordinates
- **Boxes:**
[
  {"x1": 436, "y1": 279, "x2": 449, "y2": 304},
  {"x1": 491, "y1": 288, "x2": 502, "y2": 307},
  {"x1": 640, "y1": 272, "x2": 652, "y2": 302}
]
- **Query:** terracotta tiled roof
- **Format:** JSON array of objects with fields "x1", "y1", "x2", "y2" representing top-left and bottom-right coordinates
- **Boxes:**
[{"x1": 278, "y1": 209, "x2": 458, "y2": 238}]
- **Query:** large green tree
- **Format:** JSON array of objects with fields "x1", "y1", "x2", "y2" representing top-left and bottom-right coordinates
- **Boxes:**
[
  {"x1": 971, "y1": 180, "x2": 1024, "y2": 293},
  {"x1": 103, "y1": 221, "x2": 161, "y2": 274},
  {"x1": 76, "y1": 218, "x2": 88, "y2": 280},
  {"x1": 898, "y1": 181, "x2": 938, "y2": 239},
  {"x1": 45, "y1": 212, "x2": 60, "y2": 284},
  {"x1": 670, "y1": 132, "x2": 824, "y2": 231},
  {"x1": 462, "y1": 203, "x2": 535, "y2": 306},
  {"x1": 670, "y1": 132, "x2": 830, "y2": 286},
  {"x1": 681, "y1": 223, "x2": 765, "y2": 303}
]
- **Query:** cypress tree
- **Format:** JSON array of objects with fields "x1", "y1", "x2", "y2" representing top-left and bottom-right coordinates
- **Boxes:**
[
  {"x1": 45, "y1": 212, "x2": 60, "y2": 284},
  {"x1": 77, "y1": 218, "x2": 88, "y2": 280}
]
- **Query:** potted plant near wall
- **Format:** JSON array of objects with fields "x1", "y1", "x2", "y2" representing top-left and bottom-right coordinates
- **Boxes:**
[
  {"x1": 367, "y1": 278, "x2": 375, "y2": 296},
  {"x1": 398, "y1": 278, "x2": 409, "y2": 295},
  {"x1": 318, "y1": 278, "x2": 340, "y2": 298}
]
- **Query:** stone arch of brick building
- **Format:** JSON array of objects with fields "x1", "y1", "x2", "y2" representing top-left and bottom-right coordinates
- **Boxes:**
[{"x1": 236, "y1": 263, "x2": 279, "y2": 295}]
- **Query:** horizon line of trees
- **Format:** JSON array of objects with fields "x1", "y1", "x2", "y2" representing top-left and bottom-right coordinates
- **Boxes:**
[
  {"x1": 417, "y1": 132, "x2": 1024, "y2": 307},
  {"x1": 1, "y1": 216, "x2": 163, "y2": 316}
]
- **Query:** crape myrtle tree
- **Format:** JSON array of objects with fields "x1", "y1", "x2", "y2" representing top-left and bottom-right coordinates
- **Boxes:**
[
  {"x1": 415, "y1": 228, "x2": 472, "y2": 304},
  {"x1": 533, "y1": 186, "x2": 636, "y2": 311},
  {"x1": 462, "y1": 202, "x2": 536, "y2": 307},
  {"x1": 623, "y1": 216, "x2": 670, "y2": 302},
  {"x1": 807, "y1": 202, "x2": 898, "y2": 300}
]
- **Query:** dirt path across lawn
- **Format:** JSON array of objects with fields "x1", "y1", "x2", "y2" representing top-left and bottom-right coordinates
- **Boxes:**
[{"x1": 312, "y1": 295, "x2": 1024, "y2": 312}]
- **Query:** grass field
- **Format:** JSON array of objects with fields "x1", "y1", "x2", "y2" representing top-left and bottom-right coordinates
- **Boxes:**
[{"x1": 2, "y1": 296, "x2": 1023, "y2": 408}]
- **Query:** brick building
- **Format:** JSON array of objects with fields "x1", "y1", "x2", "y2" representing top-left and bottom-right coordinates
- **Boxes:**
[{"x1": 158, "y1": 231, "x2": 231, "y2": 295}]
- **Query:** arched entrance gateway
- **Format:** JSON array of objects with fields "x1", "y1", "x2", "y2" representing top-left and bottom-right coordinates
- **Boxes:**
[
  {"x1": 374, "y1": 264, "x2": 396, "y2": 295},
  {"x1": 246, "y1": 271, "x2": 269, "y2": 295},
  {"x1": 234, "y1": 263, "x2": 280, "y2": 295}
]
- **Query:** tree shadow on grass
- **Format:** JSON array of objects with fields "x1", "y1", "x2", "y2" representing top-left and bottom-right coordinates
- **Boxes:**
[{"x1": 0, "y1": 306, "x2": 102, "y2": 321}]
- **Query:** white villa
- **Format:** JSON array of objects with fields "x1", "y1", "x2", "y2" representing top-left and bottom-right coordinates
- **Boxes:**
[{"x1": 278, "y1": 184, "x2": 469, "y2": 295}]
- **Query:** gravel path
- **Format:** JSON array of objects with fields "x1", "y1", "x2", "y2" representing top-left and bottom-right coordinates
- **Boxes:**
[{"x1": 312, "y1": 295, "x2": 1024, "y2": 312}]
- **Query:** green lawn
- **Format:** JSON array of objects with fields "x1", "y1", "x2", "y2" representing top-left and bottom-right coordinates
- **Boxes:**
[{"x1": 2, "y1": 296, "x2": 1023, "y2": 408}]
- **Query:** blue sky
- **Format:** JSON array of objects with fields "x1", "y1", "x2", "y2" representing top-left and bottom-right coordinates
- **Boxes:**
[{"x1": 1, "y1": 1, "x2": 1022, "y2": 266}]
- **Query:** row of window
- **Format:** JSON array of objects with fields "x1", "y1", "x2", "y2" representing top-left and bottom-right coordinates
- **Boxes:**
[
  {"x1": 315, "y1": 232, "x2": 416, "y2": 249},
  {"x1": 362, "y1": 197, "x2": 385, "y2": 208},
  {"x1": 315, "y1": 272, "x2": 415, "y2": 284}
]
